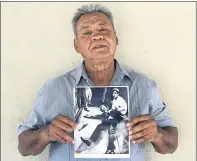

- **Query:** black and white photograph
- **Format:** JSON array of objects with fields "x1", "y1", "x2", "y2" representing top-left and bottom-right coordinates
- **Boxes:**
[{"x1": 74, "y1": 86, "x2": 130, "y2": 158}]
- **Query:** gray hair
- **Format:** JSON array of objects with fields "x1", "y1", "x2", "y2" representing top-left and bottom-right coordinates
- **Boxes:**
[{"x1": 72, "y1": 4, "x2": 114, "y2": 39}]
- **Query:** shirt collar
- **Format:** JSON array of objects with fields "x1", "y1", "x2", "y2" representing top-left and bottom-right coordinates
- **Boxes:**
[
  {"x1": 72, "y1": 59, "x2": 132, "y2": 86},
  {"x1": 111, "y1": 59, "x2": 132, "y2": 84}
]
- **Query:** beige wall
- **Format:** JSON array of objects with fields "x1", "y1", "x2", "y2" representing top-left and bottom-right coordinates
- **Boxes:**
[{"x1": 1, "y1": 2, "x2": 196, "y2": 161}]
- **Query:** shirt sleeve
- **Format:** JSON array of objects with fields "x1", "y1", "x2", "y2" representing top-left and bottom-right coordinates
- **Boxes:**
[
  {"x1": 17, "y1": 80, "x2": 52, "y2": 136},
  {"x1": 136, "y1": 75, "x2": 176, "y2": 128}
]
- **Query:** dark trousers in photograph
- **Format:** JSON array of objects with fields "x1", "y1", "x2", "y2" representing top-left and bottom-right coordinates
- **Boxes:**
[{"x1": 90, "y1": 119, "x2": 118, "y2": 142}]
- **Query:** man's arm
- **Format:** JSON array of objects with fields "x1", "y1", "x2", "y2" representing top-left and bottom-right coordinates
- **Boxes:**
[
  {"x1": 152, "y1": 126, "x2": 178, "y2": 154},
  {"x1": 18, "y1": 115, "x2": 77, "y2": 156},
  {"x1": 18, "y1": 126, "x2": 50, "y2": 156},
  {"x1": 127, "y1": 115, "x2": 178, "y2": 154},
  {"x1": 84, "y1": 113, "x2": 105, "y2": 119}
]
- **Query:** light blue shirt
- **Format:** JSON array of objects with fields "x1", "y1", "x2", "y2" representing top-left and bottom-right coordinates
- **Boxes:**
[{"x1": 18, "y1": 60, "x2": 176, "y2": 161}]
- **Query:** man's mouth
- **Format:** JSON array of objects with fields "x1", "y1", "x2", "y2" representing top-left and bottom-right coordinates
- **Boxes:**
[{"x1": 93, "y1": 45, "x2": 107, "y2": 50}]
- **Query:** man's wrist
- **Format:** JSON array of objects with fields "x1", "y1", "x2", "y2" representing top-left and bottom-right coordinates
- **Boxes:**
[
  {"x1": 151, "y1": 127, "x2": 163, "y2": 146},
  {"x1": 40, "y1": 126, "x2": 51, "y2": 144}
]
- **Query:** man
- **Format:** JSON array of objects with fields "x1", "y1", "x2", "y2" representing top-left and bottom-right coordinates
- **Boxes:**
[
  {"x1": 18, "y1": 4, "x2": 178, "y2": 161},
  {"x1": 75, "y1": 87, "x2": 89, "y2": 122},
  {"x1": 76, "y1": 88, "x2": 84, "y2": 109},
  {"x1": 110, "y1": 88, "x2": 127, "y2": 114},
  {"x1": 108, "y1": 88, "x2": 127, "y2": 129},
  {"x1": 84, "y1": 86, "x2": 92, "y2": 111},
  {"x1": 105, "y1": 88, "x2": 129, "y2": 154}
]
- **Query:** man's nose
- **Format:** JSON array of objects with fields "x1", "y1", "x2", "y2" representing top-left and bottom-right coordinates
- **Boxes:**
[{"x1": 91, "y1": 34, "x2": 104, "y2": 41}]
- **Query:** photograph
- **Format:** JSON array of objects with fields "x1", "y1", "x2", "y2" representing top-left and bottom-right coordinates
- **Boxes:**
[{"x1": 74, "y1": 86, "x2": 130, "y2": 158}]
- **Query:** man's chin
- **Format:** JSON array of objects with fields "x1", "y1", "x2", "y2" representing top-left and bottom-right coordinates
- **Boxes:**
[{"x1": 90, "y1": 54, "x2": 114, "y2": 62}]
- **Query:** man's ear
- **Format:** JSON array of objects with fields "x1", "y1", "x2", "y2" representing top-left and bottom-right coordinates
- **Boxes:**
[
  {"x1": 116, "y1": 36, "x2": 119, "y2": 45},
  {"x1": 74, "y1": 39, "x2": 80, "y2": 53},
  {"x1": 114, "y1": 31, "x2": 119, "y2": 45}
]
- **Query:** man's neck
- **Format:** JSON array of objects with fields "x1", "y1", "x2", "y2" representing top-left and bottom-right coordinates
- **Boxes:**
[
  {"x1": 114, "y1": 96, "x2": 118, "y2": 100},
  {"x1": 85, "y1": 59, "x2": 115, "y2": 86}
]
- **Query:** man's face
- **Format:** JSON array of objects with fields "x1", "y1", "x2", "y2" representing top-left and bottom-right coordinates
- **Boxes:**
[
  {"x1": 100, "y1": 105, "x2": 108, "y2": 112},
  {"x1": 113, "y1": 91, "x2": 118, "y2": 99},
  {"x1": 74, "y1": 13, "x2": 118, "y2": 63}
]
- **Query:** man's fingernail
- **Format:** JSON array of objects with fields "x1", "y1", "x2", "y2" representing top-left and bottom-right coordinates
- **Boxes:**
[
  {"x1": 129, "y1": 131, "x2": 132, "y2": 135},
  {"x1": 73, "y1": 125, "x2": 77, "y2": 129},
  {"x1": 132, "y1": 141, "x2": 136, "y2": 144},
  {"x1": 126, "y1": 123, "x2": 130, "y2": 127}
]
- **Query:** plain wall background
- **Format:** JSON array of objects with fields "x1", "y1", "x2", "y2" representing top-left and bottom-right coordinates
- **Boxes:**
[{"x1": 1, "y1": 2, "x2": 196, "y2": 161}]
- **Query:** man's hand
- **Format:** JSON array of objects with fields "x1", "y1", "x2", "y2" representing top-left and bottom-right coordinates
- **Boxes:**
[
  {"x1": 48, "y1": 114, "x2": 77, "y2": 144},
  {"x1": 83, "y1": 113, "x2": 92, "y2": 118},
  {"x1": 126, "y1": 114, "x2": 178, "y2": 154},
  {"x1": 18, "y1": 115, "x2": 77, "y2": 156},
  {"x1": 127, "y1": 114, "x2": 158, "y2": 144}
]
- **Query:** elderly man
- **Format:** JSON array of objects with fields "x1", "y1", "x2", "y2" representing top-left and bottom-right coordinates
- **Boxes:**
[{"x1": 18, "y1": 4, "x2": 178, "y2": 161}]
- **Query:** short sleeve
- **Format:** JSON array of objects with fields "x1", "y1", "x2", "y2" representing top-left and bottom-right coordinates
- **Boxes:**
[
  {"x1": 136, "y1": 75, "x2": 176, "y2": 128},
  {"x1": 18, "y1": 80, "x2": 52, "y2": 136}
]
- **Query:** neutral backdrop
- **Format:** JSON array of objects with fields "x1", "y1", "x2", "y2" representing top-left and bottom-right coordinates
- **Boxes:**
[{"x1": 1, "y1": 2, "x2": 196, "y2": 161}]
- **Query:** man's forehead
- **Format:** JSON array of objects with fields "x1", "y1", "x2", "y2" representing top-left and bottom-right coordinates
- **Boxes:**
[{"x1": 77, "y1": 13, "x2": 112, "y2": 28}]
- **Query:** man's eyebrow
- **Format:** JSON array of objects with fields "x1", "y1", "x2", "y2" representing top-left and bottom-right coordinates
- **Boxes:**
[
  {"x1": 98, "y1": 24, "x2": 109, "y2": 28},
  {"x1": 99, "y1": 23, "x2": 108, "y2": 26},
  {"x1": 78, "y1": 23, "x2": 90, "y2": 30},
  {"x1": 80, "y1": 25, "x2": 89, "y2": 30},
  {"x1": 98, "y1": 23, "x2": 112, "y2": 29},
  {"x1": 79, "y1": 22, "x2": 110, "y2": 30}
]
